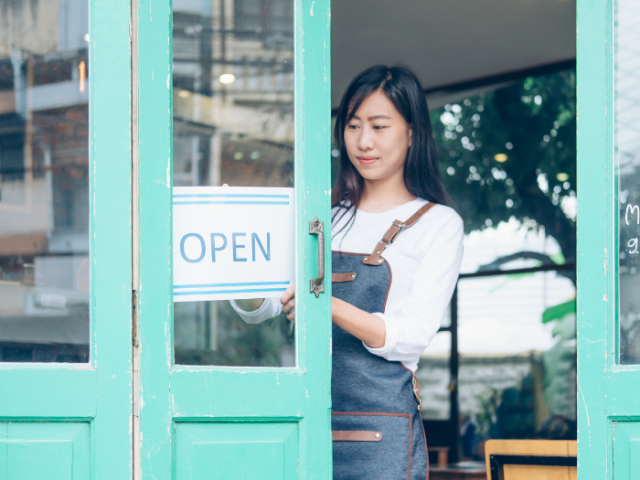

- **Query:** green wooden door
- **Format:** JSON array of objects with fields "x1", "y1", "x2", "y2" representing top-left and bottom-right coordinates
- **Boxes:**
[
  {"x1": 136, "y1": 0, "x2": 332, "y2": 478},
  {"x1": 577, "y1": 0, "x2": 640, "y2": 477},
  {"x1": 0, "y1": 0, "x2": 132, "y2": 478}
]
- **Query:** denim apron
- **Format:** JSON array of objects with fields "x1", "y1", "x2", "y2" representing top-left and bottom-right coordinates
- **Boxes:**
[{"x1": 331, "y1": 202, "x2": 436, "y2": 480}]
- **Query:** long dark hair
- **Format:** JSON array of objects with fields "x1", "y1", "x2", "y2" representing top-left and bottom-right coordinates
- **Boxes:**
[{"x1": 332, "y1": 65, "x2": 453, "y2": 231}]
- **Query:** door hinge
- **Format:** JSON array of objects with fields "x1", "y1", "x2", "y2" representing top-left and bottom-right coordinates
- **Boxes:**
[{"x1": 132, "y1": 289, "x2": 139, "y2": 347}]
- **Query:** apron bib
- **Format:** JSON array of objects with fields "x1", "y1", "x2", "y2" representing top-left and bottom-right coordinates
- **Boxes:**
[{"x1": 330, "y1": 202, "x2": 436, "y2": 480}]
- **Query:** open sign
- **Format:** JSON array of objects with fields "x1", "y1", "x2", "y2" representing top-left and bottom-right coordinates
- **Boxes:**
[
  {"x1": 173, "y1": 186, "x2": 295, "y2": 302},
  {"x1": 179, "y1": 232, "x2": 272, "y2": 263}
]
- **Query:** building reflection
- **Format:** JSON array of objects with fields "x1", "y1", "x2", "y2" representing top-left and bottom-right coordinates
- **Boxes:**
[
  {"x1": 172, "y1": 0, "x2": 296, "y2": 367},
  {"x1": 0, "y1": 0, "x2": 90, "y2": 362}
]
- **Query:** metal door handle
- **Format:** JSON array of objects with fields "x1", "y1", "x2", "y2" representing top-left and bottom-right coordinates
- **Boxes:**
[{"x1": 309, "y1": 217, "x2": 325, "y2": 297}]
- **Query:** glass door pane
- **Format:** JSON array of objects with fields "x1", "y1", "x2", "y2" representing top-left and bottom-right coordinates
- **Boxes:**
[
  {"x1": 172, "y1": 0, "x2": 295, "y2": 367},
  {"x1": 0, "y1": 0, "x2": 90, "y2": 362},
  {"x1": 616, "y1": 0, "x2": 640, "y2": 364}
]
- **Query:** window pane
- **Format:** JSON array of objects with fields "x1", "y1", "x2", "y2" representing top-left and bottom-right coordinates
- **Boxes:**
[
  {"x1": 0, "y1": 1, "x2": 90, "y2": 362},
  {"x1": 418, "y1": 331, "x2": 451, "y2": 420},
  {"x1": 457, "y1": 272, "x2": 576, "y2": 441},
  {"x1": 172, "y1": 0, "x2": 295, "y2": 367},
  {"x1": 425, "y1": 69, "x2": 577, "y2": 459},
  {"x1": 616, "y1": 0, "x2": 640, "y2": 364}
]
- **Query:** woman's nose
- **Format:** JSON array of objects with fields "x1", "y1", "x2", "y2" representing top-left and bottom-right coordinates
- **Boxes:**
[{"x1": 357, "y1": 126, "x2": 374, "y2": 151}]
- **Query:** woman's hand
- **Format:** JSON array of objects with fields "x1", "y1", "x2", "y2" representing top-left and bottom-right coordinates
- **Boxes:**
[
  {"x1": 331, "y1": 297, "x2": 386, "y2": 348},
  {"x1": 281, "y1": 285, "x2": 295, "y2": 321},
  {"x1": 279, "y1": 286, "x2": 384, "y2": 346}
]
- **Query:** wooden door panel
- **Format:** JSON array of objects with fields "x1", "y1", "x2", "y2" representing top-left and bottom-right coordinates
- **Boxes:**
[
  {"x1": 613, "y1": 422, "x2": 640, "y2": 480},
  {"x1": 0, "y1": 422, "x2": 90, "y2": 479},
  {"x1": 0, "y1": 369, "x2": 96, "y2": 417},
  {"x1": 171, "y1": 369, "x2": 306, "y2": 416},
  {"x1": 175, "y1": 422, "x2": 298, "y2": 480}
]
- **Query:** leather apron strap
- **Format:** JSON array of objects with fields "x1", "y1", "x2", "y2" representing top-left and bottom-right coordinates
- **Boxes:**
[
  {"x1": 360, "y1": 201, "x2": 437, "y2": 410},
  {"x1": 362, "y1": 202, "x2": 438, "y2": 266}
]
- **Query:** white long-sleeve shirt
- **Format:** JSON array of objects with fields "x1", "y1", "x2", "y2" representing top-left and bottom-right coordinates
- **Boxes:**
[{"x1": 231, "y1": 198, "x2": 464, "y2": 372}]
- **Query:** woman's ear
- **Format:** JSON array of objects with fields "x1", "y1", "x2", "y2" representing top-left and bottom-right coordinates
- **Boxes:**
[{"x1": 408, "y1": 126, "x2": 413, "y2": 147}]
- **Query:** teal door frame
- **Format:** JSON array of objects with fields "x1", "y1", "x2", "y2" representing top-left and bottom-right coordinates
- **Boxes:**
[
  {"x1": 136, "y1": 0, "x2": 333, "y2": 477},
  {"x1": 0, "y1": 0, "x2": 133, "y2": 477},
  {"x1": 577, "y1": 0, "x2": 640, "y2": 477},
  {"x1": 576, "y1": 0, "x2": 609, "y2": 468}
]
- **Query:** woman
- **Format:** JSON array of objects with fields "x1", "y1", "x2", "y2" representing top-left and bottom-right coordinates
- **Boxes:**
[{"x1": 233, "y1": 65, "x2": 464, "y2": 480}]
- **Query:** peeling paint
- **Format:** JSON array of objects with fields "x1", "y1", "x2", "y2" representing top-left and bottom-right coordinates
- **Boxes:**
[
  {"x1": 310, "y1": 1, "x2": 314, "y2": 16},
  {"x1": 578, "y1": 384, "x2": 591, "y2": 448}
]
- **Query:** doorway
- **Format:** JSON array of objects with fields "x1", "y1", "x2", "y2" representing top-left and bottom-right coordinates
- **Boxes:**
[{"x1": 330, "y1": 0, "x2": 577, "y2": 470}]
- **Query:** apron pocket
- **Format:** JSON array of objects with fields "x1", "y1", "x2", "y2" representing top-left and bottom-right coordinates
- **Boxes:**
[{"x1": 332, "y1": 412, "x2": 411, "y2": 480}]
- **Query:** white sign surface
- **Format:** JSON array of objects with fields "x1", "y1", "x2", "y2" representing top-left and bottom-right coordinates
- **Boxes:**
[{"x1": 173, "y1": 186, "x2": 294, "y2": 302}]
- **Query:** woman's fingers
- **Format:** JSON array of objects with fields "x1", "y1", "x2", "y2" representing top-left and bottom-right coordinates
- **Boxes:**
[
  {"x1": 282, "y1": 298, "x2": 295, "y2": 314},
  {"x1": 284, "y1": 298, "x2": 295, "y2": 322},
  {"x1": 281, "y1": 285, "x2": 295, "y2": 321},
  {"x1": 280, "y1": 285, "x2": 295, "y2": 306}
]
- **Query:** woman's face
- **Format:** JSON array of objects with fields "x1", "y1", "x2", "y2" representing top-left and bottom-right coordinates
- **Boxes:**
[{"x1": 344, "y1": 90, "x2": 412, "y2": 183}]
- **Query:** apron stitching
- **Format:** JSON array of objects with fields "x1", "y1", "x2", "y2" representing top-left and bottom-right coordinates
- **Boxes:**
[
  {"x1": 407, "y1": 413, "x2": 413, "y2": 480},
  {"x1": 420, "y1": 420, "x2": 429, "y2": 480}
]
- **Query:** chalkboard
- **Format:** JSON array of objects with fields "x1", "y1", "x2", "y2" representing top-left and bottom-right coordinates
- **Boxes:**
[{"x1": 617, "y1": 3, "x2": 640, "y2": 364}]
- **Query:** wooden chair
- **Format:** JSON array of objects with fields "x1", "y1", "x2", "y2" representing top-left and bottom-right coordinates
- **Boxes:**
[
  {"x1": 428, "y1": 446, "x2": 450, "y2": 468},
  {"x1": 484, "y1": 440, "x2": 577, "y2": 480}
]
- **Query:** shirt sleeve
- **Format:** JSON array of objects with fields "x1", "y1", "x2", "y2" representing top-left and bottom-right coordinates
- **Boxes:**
[
  {"x1": 230, "y1": 296, "x2": 283, "y2": 324},
  {"x1": 363, "y1": 214, "x2": 464, "y2": 362}
]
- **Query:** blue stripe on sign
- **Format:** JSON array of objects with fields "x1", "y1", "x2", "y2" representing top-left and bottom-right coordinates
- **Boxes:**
[
  {"x1": 173, "y1": 201, "x2": 289, "y2": 205},
  {"x1": 173, "y1": 194, "x2": 289, "y2": 199},
  {"x1": 174, "y1": 281, "x2": 290, "y2": 289},
  {"x1": 174, "y1": 288, "x2": 288, "y2": 296}
]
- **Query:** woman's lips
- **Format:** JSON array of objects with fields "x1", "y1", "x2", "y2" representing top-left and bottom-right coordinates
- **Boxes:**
[{"x1": 357, "y1": 157, "x2": 377, "y2": 165}]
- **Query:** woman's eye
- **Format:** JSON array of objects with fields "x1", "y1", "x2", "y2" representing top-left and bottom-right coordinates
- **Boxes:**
[
  {"x1": 373, "y1": 125, "x2": 387, "y2": 130},
  {"x1": 347, "y1": 124, "x2": 358, "y2": 130}
]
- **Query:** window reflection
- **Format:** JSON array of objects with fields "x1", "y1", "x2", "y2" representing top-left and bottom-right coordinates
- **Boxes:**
[
  {"x1": 616, "y1": 0, "x2": 640, "y2": 364},
  {"x1": 172, "y1": 0, "x2": 295, "y2": 367},
  {"x1": 414, "y1": 70, "x2": 577, "y2": 462},
  {"x1": 455, "y1": 271, "x2": 576, "y2": 442},
  {"x1": 417, "y1": 331, "x2": 451, "y2": 421},
  {"x1": 0, "y1": 0, "x2": 89, "y2": 363}
]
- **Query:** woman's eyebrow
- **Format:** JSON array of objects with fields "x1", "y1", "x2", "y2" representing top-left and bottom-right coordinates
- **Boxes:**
[{"x1": 367, "y1": 114, "x2": 391, "y2": 121}]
